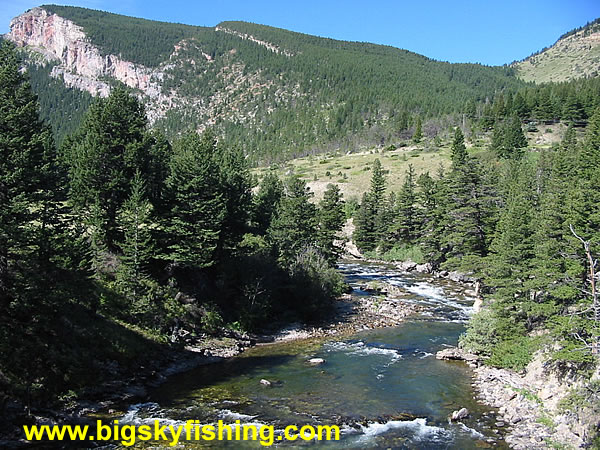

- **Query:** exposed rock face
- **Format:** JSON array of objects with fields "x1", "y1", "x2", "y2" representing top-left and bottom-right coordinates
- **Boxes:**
[
  {"x1": 8, "y1": 7, "x2": 162, "y2": 100},
  {"x1": 471, "y1": 352, "x2": 596, "y2": 449},
  {"x1": 216, "y1": 26, "x2": 295, "y2": 57}
]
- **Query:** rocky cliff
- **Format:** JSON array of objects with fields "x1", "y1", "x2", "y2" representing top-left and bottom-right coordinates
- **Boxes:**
[{"x1": 8, "y1": 7, "x2": 163, "y2": 99}]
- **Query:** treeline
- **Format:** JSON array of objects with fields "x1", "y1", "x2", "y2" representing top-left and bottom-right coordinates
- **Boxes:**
[
  {"x1": 0, "y1": 41, "x2": 346, "y2": 407},
  {"x1": 354, "y1": 116, "x2": 600, "y2": 370},
  {"x1": 475, "y1": 77, "x2": 600, "y2": 127}
]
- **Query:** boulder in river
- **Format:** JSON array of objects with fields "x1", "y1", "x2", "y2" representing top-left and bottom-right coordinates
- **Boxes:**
[
  {"x1": 451, "y1": 407, "x2": 469, "y2": 421},
  {"x1": 436, "y1": 347, "x2": 481, "y2": 363},
  {"x1": 259, "y1": 379, "x2": 272, "y2": 387},
  {"x1": 308, "y1": 358, "x2": 325, "y2": 365}
]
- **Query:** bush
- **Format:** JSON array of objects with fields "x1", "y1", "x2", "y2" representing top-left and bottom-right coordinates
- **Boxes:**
[
  {"x1": 288, "y1": 247, "x2": 346, "y2": 321},
  {"x1": 459, "y1": 309, "x2": 499, "y2": 356},
  {"x1": 199, "y1": 303, "x2": 224, "y2": 334},
  {"x1": 487, "y1": 336, "x2": 540, "y2": 371}
]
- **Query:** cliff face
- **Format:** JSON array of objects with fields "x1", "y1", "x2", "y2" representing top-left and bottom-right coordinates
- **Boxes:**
[
  {"x1": 8, "y1": 7, "x2": 163, "y2": 101},
  {"x1": 5, "y1": 7, "x2": 285, "y2": 128}
]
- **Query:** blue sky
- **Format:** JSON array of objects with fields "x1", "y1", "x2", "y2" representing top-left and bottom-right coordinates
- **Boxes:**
[{"x1": 1, "y1": 0, "x2": 599, "y2": 65}]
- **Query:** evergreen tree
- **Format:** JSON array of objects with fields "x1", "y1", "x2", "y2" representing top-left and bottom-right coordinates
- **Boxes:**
[
  {"x1": 490, "y1": 121, "x2": 505, "y2": 157},
  {"x1": 484, "y1": 161, "x2": 535, "y2": 303},
  {"x1": 353, "y1": 192, "x2": 376, "y2": 252},
  {"x1": 353, "y1": 159, "x2": 387, "y2": 251},
  {"x1": 214, "y1": 142, "x2": 253, "y2": 256},
  {"x1": 439, "y1": 149, "x2": 491, "y2": 269},
  {"x1": 390, "y1": 164, "x2": 417, "y2": 244},
  {"x1": 450, "y1": 127, "x2": 467, "y2": 165},
  {"x1": 503, "y1": 115, "x2": 527, "y2": 159},
  {"x1": 267, "y1": 176, "x2": 318, "y2": 265},
  {"x1": 253, "y1": 172, "x2": 284, "y2": 235},
  {"x1": 117, "y1": 170, "x2": 155, "y2": 306},
  {"x1": 63, "y1": 86, "x2": 155, "y2": 248},
  {"x1": 0, "y1": 40, "x2": 92, "y2": 404},
  {"x1": 417, "y1": 171, "x2": 443, "y2": 264},
  {"x1": 512, "y1": 91, "x2": 529, "y2": 119},
  {"x1": 164, "y1": 132, "x2": 225, "y2": 270},
  {"x1": 317, "y1": 184, "x2": 345, "y2": 264},
  {"x1": 412, "y1": 116, "x2": 423, "y2": 143}
]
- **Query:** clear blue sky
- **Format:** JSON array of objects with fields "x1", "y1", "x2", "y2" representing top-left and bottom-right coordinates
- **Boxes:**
[{"x1": 2, "y1": 0, "x2": 599, "y2": 65}]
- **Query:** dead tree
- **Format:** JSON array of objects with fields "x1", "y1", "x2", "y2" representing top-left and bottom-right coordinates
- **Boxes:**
[{"x1": 570, "y1": 224, "x2": 599, "y2": 356}]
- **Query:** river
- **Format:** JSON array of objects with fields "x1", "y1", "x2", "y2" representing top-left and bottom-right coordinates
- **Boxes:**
[{"x1": 120, "y1": 260, "x2": 507, "y2": 448}]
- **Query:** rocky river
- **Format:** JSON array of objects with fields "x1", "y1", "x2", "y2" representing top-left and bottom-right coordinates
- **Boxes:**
[{"x1": 116, "y1": 260, "x2": 509, "y2": 448}]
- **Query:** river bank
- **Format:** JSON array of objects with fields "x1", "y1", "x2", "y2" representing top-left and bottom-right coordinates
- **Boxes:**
[
  {"x1": 3, "y1": 263, "x2": 426, "y2": 446},
  {"x1": 437, "y1": 343, "x2": 599, "y2": 449}
]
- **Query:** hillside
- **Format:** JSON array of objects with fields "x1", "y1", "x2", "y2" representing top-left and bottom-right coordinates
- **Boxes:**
[
  {"x1": 6, "y1": 5, "x2": 525, "y2": 161},
  {"x1": 513, "y1": 18, "x2": 600, "y2": 83}
]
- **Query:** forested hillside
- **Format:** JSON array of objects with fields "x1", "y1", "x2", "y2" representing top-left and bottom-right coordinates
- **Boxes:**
[
  {"x1": 8, "y1": 5, "x2": 526, "y2": 161},
  {"x1": 2, "y1": 6, "x2": 600, "y2": 445},
  {"x1": 0, "y1": 40, "x2": 346, "y2": 411}
]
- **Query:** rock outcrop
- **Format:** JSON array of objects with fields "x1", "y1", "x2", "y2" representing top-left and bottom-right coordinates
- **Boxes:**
[{"x1": 8, "y1": 7, "x2": 163, "y2": 100}]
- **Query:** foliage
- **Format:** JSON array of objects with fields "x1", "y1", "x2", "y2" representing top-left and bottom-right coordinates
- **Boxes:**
[{"x1": 487, "y1": 336, "x2": 541, "y2": 371}]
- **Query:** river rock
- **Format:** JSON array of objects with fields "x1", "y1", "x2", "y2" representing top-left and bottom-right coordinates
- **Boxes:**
[
  {"x1": 445, "y1": 271, "x2": 477, "y2": 283},
  {"x1": 397, "y1": 261, "x2": 417, "y2": 272},
  {"x1": 308, "y1": 358, "x2": 325, "y2": 365},
  {"x1": 415, "y1": 263, "x2": 432, "y2": 273},
  {"x1": 259, "y1": 379, "x2": 272, "y2": 387},
  {"x1": 451, "y1": 408, "x2": 469, "y2": 420},
  {"x1": 436, "y1": 347, "x2": 481, "y2": 362}
]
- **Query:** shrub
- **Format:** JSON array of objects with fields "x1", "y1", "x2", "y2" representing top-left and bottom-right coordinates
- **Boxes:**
[
  {"x1": 288, "y1": 247, "x2": 346, "y2": 321},
  {"x1": 380, "y1": 245, "x2": 424, "y2": 263},
  {"x1": 487, "y1": 336, "x2": 540, "y2": 371},
  {"x1": 459, "y1": 309, "x2": 499, "y2": 356}
]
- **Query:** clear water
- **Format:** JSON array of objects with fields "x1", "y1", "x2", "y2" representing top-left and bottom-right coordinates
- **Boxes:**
[{"x1": 121, "y1": 261, "x2": 506, "y2": 448}]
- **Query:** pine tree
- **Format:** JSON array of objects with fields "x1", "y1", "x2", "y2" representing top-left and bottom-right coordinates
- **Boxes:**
[
  {"x1": 317, "y1": 184, "x2": 345, "y2": 264},
  {"x1": 503, "y1": 115, "x2": 527, "y2": 159},
  {"x1": 485, "y1": 161, "x2": 535, "y2": 300},
  {"x1": 63, "y1": 86, "x2": 154, "y2": 248},
  {"x1": 214, "y1": 143, "x2": 253, "y2": 256},
  {"x1": 450, "y1": 127, "x2": 467, "y2": 165},
  {"x1": 412, "y1": 116, "x2": 423, "y2": 143},
  {"x1": 164, "y1": 132, "x2": 225, "y2": 270},
  {"x1": 391, "y1": 164, "x2": 417, "y2": 244},
  {"x1": 353, "y1": 192, "x2": 376, "y2": 252},
  {"x1": 353, "y1": 159, "x2": 387, "y2": 251},
  {"x1": 0, "y1": 40, "x2": 92, "y2": 404},
  {"x1": 268, "y1": 176, "x2": 318, "y2": 265},
  {"x1": 117, "y1": 170, "x2": 155, "y2": 306},
  {"x1": 253, "y1": 172, "x2": 284, "y2": 235},
  {"x1": 439, "y1": 150, "x2": 491, "y2": 270},
  {"x1": 512, "y1": 92, "x2": 529, "y2": 119}
]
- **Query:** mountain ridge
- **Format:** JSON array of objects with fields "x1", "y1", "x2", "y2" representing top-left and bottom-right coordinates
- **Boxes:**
[
  {"x1": 7, "y1": 5, "x2": 595, "y2": 160},
  {"x1": 513, "y1": 18, "x2": 600, "y2": 83}
]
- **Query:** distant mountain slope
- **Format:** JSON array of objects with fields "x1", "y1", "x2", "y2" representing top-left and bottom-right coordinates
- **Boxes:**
[
  {"x1": 7, "y1": 5, "x2": 526, "y2": 161},
  {"x1": 513, "y1": 18, "x2": 600, "y2": 83}
]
